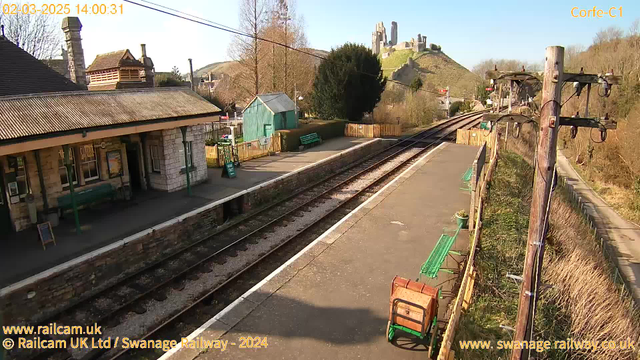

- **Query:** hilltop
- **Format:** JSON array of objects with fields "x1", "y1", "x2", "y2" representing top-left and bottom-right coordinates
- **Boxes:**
[{"x1": 381, "y1": 48, "x2": 482, "y2": 99}]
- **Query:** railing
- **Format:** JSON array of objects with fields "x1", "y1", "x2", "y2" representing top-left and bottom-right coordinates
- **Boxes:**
[
  {"x1": 438, "y1": 129, "x2": 499, "y2": 360},
  {"x1": 205, "y1": 133, "x2": 281, "y2": 167}
]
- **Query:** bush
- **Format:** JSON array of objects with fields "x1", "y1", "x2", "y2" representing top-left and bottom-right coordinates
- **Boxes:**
[
  {"x1": 278, "y1": 120, "x2": 346, "y2": 152},
  {"x1": 311, "y1": 43, "x2": 386, "y2": 121}
]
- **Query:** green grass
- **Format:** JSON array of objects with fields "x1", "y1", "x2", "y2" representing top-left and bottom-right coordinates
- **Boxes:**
[
  {"x1": 380, "y1": 49, "x2": 414, "y2": 70},
  {"x1": 453, "y1": 152, "x2": 571, "y2": 360}
]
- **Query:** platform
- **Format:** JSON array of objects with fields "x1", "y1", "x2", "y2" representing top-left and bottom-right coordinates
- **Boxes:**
[
  {"x1": 166, "y1": 142, "x2": 479, "y2": 360},
  {"x1": 0, "y1": 137, "x2": 374, "y2": 288}
]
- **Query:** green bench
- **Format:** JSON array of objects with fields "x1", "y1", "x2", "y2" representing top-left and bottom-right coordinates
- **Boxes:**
[
  {"x1": 460, "y1": 167, "x2": 473, "y2": 192},
  {"x1": 300, "y1": 133, "x2": 322, "y2": 148},
  {"x1": 57, "y1": 183, "x2": 116, "y2": 212},
  {"x1": 420, "y1": 225, "x2": 463, "y2": 278}
]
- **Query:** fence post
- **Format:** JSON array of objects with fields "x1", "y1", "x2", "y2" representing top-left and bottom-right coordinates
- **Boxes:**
[{"x1": 469, "y1": 160, "x2": 478, "y2": 230}]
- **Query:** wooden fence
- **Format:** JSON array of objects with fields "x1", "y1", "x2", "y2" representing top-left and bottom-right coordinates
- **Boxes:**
[
  {"x1": 456, "y1": 128, "x2": 492, "y2": 146},
  {"x1": 206, "y1": 133, "x2": 281, "y2": 167},
  {"x1": 344, "y1": 123, "x2": 402, "y2": 138},
  {"x1": 438, "y1": 130, "x2": 499, "y2": 360}
]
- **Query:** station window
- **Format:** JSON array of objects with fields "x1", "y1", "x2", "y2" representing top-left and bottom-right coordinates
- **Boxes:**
[
  {"x1": 179, "y1": 142, "x2": 193, "y2": 170},
  {"x1": 58, "y1": 148, "x2": 77, "y2": 187},
  {"x1": 7, "y1": 155, "x2": 30, "y2": 200},
  {"x1": 150, "y1": 145, "x2": 161, "y2": 173},
  {"x1": 80, "y1": 144, "x2": 99, "y2": 181}
]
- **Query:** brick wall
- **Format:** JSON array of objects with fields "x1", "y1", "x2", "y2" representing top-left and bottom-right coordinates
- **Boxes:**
[{"x1": 0, "y1": 139, "x2": 390, "y2": 325}]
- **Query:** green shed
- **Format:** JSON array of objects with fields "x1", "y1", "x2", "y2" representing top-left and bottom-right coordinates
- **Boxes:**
[{"x1": 242, "y1": 92, "x2": 298, "y2": 142}]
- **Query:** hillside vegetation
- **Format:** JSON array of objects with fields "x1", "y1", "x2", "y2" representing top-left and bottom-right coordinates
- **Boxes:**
[
  {"x1": 454, "y1": 128, "x2": 640, "y2": 360},
  {"x1": 380, "y1": 49, "x2": 482, "y2": 99},
  {"x1": 559, "y1": 27, "x2": 640, "y2": 222}
]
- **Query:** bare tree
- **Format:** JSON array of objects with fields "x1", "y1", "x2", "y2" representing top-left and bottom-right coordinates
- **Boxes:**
[
  {"x1": 259, "y1": 0, "x2": 313, "y2": 100},
  {"x1": 629, "y1": 18, "x2": 640, "y2": 37},
  {"x1": 593, "y1": 26, "x2": 624, "y2": 44},
  {"x1": 0, "y1": 2, "x2": 62, "y2": 59},
  {"x1": 228, "y1": 0, "x2": 269, "y2": 98}
]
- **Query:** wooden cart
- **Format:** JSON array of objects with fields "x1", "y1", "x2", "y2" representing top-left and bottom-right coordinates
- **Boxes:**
[{"x1": 387, "y1": 276, "x2": 439, "y2": 357}]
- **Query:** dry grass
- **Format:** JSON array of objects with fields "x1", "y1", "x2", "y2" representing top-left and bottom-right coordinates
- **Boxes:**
[
  {"x1": 454, "y1": 133, "x2": 640, "y2": 359},
  {"x1": 544, "y1": 190, "x2": 640, "y2": 360}
]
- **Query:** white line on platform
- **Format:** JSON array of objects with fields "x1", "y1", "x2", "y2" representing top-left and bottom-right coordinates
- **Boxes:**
[
  {"x1": 159, "y1": 141, "x2": 447, "y2": 360},
  {"x1": 0, "y1": 139, "x2": 379, "y2": 297}
]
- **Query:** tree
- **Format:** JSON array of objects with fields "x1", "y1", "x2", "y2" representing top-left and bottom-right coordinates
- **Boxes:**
[
  {"x1": 593, "y1": 26, "x2": 624, "y2": 44},
  {"x1": 258, "y1": 0, "x2": 314, "y2": 101},
  {"x1": 0, "y1": 2, "x2": 62, "y2": 59},
  {"x1": 312, "y1": 43, "x2": 386, "y2": 121},
  {"x1": 228, "y1": 0, "x2": 269, "y2": 98},
  {"x1": 475, "y1": 83, "x2": 489, "y2": 103},
  {"x1": 409, "y1": 76, "x2": 423, "y2": 93},
  {"x1": 170, "y1": 66, "x2": 182, "y2": 80}
]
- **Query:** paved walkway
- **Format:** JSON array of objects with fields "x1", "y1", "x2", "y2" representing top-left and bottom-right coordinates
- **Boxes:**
[
  {"x1": 557, "y1": 152, "x2": 640, "y2": 304},
  {"x1": 166, "y1": 143, "x2": 479, "y2": 360},
  {"x1": 0, "y1": 137, "x2": 373, "y2": 288}
]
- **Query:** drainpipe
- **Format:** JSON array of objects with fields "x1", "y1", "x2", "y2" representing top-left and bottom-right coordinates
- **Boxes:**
[
  {"x1": 34, "y1": 149, "x2": 49, "y2": 212},
  {"x1": 180, "y1": 127, "x2": 192, "y2": 196},
  {"x1": 63, "y1": 145, "x2": 81, "y2": 234}
]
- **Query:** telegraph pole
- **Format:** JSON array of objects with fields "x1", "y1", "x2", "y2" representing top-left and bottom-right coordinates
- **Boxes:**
[{"x1": 511, "y1": 46, "x2": 564, "y2": 360}]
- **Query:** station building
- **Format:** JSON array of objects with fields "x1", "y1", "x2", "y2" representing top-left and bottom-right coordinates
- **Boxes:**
[{"x1": 0, "y1": 18, "x2": 221, "y2": 234}]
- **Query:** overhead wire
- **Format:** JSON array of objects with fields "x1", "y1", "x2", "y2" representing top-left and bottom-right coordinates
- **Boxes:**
[{"x1": 123, "y1": 0, "x2": 447, "y2": 97}]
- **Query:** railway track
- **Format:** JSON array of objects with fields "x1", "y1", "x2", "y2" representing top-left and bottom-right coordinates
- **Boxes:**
[{"x1": 10, "y1": 112, "x2": 483, "y2": 360}]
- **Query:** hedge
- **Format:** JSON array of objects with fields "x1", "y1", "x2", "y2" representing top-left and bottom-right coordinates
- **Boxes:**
[{"x1": 278, "y1": 120, "x2": 346, "y2": 152}]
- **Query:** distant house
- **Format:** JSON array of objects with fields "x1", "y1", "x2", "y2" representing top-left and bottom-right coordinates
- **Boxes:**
[
  {"x1": 242, "y1": 92, "x2": 298, "y2": 142},
  {"x1": 86, "y1": 46, "x2": 154, "y2": 91}
]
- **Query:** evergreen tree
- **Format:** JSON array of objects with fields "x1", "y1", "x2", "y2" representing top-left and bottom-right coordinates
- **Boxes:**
[{"x1": 311, "y1": 43, "x2": 386, "y2": 121}]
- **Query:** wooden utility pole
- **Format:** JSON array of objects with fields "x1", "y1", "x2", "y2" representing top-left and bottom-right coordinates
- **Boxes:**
[{"x1": 511, "y1": 46, "x2": 564, "y2": 360}]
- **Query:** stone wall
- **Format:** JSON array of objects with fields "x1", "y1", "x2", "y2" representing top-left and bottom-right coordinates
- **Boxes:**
[
  {"x1": 162, "y1": 125, "x2": 207, "y2": 192},
  {"x1": 0, "y1": 138, "x2": 391, "y2": 325},
  {"x1": 143, "y1": 125, "x2": 207, "y2": 192}
]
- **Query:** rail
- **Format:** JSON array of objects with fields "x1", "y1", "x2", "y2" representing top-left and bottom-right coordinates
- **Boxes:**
[{"x1": 8, "y1": 112, "x2": 483, "y2": 360}]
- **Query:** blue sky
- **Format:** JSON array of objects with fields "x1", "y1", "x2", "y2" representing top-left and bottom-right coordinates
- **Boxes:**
[{"x1": 25, "y1": 0, "x2": 640, "y2": 74}]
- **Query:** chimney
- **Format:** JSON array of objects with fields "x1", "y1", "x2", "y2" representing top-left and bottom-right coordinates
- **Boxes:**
[
  {"x1": 61, "y1": 17, "x2": 87, "y2": 88},
  {"x1": 138, "y1": 44, "x2": 155, "y2": 87}
]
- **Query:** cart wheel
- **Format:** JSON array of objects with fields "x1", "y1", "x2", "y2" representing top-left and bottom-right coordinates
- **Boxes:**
[{"x1": 386, "y1": 321, "x2": 394, "y2": 342}]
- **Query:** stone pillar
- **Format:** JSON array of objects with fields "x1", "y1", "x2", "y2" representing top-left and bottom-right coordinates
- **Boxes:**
[
  {"x1": 61, "y1": 17, "x2": 86, "y2": 88},
  {"x1": 390, "y1": 21, "x2": 397, "y2": 46}
]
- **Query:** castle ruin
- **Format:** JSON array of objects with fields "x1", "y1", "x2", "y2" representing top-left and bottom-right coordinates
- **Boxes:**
[{"x1": 371, "y1": 21, "x2": 431, "y2": 56}]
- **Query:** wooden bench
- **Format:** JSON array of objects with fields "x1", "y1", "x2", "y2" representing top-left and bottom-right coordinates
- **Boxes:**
[
  {"x1": 57, "y1": 183, "x2": 116, "y2": 212},
  {"x1": 300, "y1": 133, "x2": 322, "y2": 148},
  {"x1": 420, "y1": 225, "x2": 463, "y2": 278}
]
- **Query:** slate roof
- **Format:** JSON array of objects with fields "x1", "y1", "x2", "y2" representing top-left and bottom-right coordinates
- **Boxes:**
[
  {"x1": 0, "y1": 36, "x2": 81, "y2": 96},
  {"x1": 86, "y1": 49, "x2": 145, "y2": 72},
  {"x1": 0, "y1": 87, "x2": 221, "y2": 142},
  {"x1": 245, "y1": 92, "x2": 295, "y2": 114}
]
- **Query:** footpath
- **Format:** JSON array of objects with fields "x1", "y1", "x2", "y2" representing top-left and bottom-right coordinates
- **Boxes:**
[{"x1": 557, "y1": 151, "x2": 640, "y2": 304}]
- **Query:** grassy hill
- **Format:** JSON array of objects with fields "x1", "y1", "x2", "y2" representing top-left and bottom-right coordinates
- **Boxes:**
[{"x1": 381, "y1": 49, "x2": 482, "y2": 99}]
